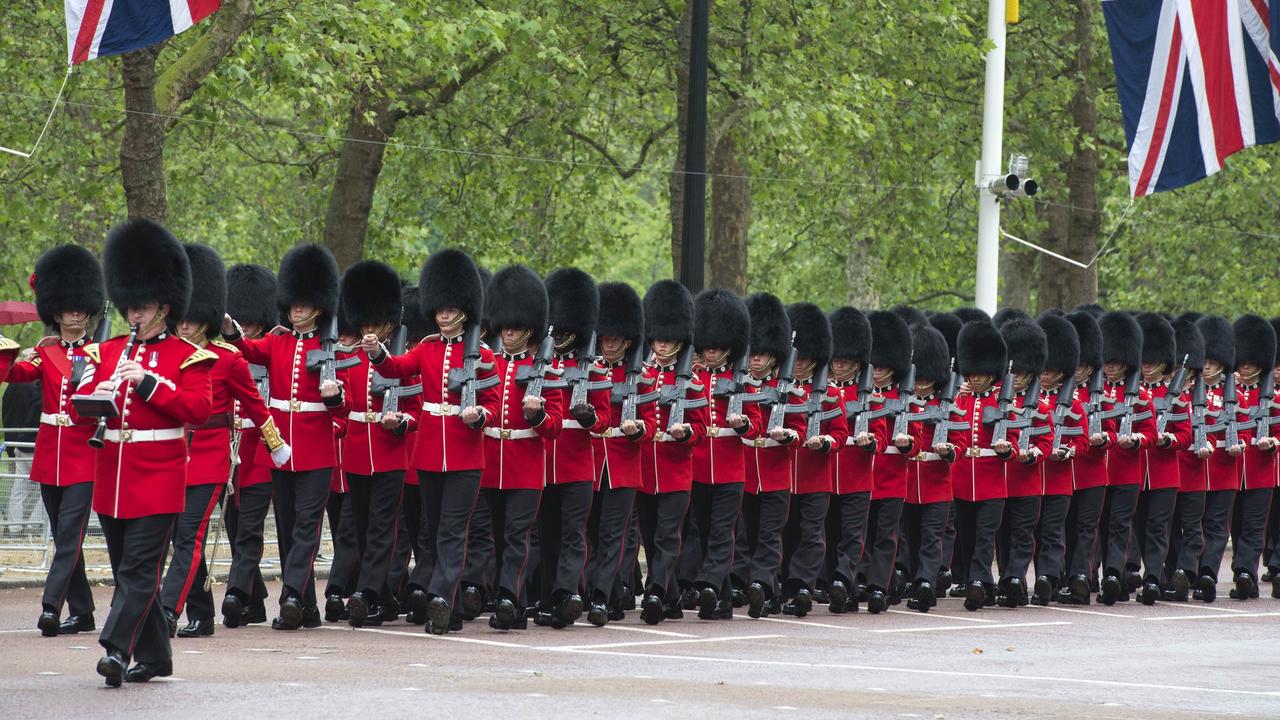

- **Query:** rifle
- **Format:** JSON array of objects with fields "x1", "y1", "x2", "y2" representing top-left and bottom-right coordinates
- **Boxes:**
[
  {"x1": 1050, "y1": 375, "x2": 1085, "y2": 451},
  {"x1": 660, "y1": 343, "x2": 709, "y2": 431},
  {"x1": 70, "y1": 302, "x2": 113, "y2": 387},
  {"x1": 852, "y1": 365, "x2": 898, "y2": 438},
  {"x1": 1250, "y1": 378, "x2": 1280, "y2": 443},
  {"x1": 447, "y1": 324, "x2": 501, "y2": 411},
  {"x1": 1202, "y1": 372, "x2": 1249, "y2": 449},
  {"x1": 515, "y1": 326, "x2": 564, "y2": 401},
  {"x1": 765, "y1": 333, "x2": 803, "y2": 433},
  {"x1": 1190, "y1": 374, "x2": 1211, "y2": 454},
  {"x1": 844, "y1": 362, "x2": 875, "y2": 427},
  {"x1": 801, "y1": 363, "x2": 844, "y2": 441},
  {"x1": 559, "y1": 332, "x2": 613, "y2": 411},
  {"x1": 306, "y1": 314, "x2": 361, "y2": 385},
  {"x1": 1013, "y1": 377, "x2": 1048, "y2": 453},
  {"x1": 905, "y1": 360, "x2": 969, "y2": 449},
  {"x1": 1154, "y1": 355, "x2": 1190, "y2": 435},
  {"x1": 714, "y1": 350, "x2": 764, "y2": 419},
  {"x1": 1116, "y1": 367, "x2": 1153, "y2": 438},
  {"x1": 890, "y1": 362, "x2": 921, "y2": 441},
  {"x1": 1085, "y1": 367, "x2": 1106, "y2": 438},
  {"x1": 371, "y1": 325, "x2": 423, "y2": 418},
  {"x1": 612, "y1": 340, "x2": 659, "y2": 426},
  {"x1": 981, "y1": 363, "x2": 1028, "y2": 446}
]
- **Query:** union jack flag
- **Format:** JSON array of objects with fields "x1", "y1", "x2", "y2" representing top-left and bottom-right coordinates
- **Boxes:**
[
  {"x1": 1104, "y1": 0, "x2": 1280, "y2": 197},
  {"x1": 65, "y1": 0, "x2": 222, "y2": 66}
]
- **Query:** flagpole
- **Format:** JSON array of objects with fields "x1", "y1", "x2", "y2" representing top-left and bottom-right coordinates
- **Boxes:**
[{"x1": 974, "y1": 0, "x2": 1007, "y2": 315}]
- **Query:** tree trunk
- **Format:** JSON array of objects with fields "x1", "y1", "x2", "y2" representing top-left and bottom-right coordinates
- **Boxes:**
[
  {"x1": 668, "y1": 2, "x2": 693, "y2": 279},
  {"x1": 120, "y1": 46, "x2": 168, "y2": 222},
  {"x1": 707, "y1": 130, "x2": 749, "y2": 294},
  {"x1": 844, "y1": 233, "x2": 880, "y2": 309},
  {"x1": 323, "y1": 93, "x2": 400, "y2": 270},
  {"x1": 998, "y1": 244, "x2": 1037, "y2": 312}
]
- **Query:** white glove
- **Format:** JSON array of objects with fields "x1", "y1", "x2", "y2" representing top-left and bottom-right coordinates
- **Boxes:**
[{"x1": 270, "y1": 442, "x2": 293, "y2": 467}]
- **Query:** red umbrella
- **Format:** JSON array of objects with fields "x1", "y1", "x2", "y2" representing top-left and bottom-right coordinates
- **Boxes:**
[{"x1": 0, "y1": 301, "x2": 40, "y2": 326}]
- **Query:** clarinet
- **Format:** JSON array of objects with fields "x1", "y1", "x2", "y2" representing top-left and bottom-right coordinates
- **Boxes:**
[{"x1": 88, "y1": 324, "x2": 141, "y2": 449}]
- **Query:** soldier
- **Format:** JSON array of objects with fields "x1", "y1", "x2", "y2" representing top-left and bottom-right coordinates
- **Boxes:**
[
  {"x1": 1165, "y1": 318, "x2": 1211, "y2": 601},
  {"x1": 928, "y1": 311, "x2": 964, "y2": 596},
  {"x1": 161, "y1": 244, "x2": 288, "y2": 638},
  {"x1": 636, "y1": 280, "x2": 708, "y2": 625},
  {"x1": 6, "y1": 245, "x2": 103, "y2": 636},
  {"x1": 387, "y1": 281, "x2": 431, "y2": 621},
  {"x1": 536, "y1": 268, "x2": 611, "y2": 628},
  {"x1": 222, "y1": 244, "x2": 346, "y2": 630},
  {"x1": 220, "y1": 264, "x2": 280, "y2": 628},
  {"x1": 1263, "y1": 317, "x2": 1280, "y2": 599},
  {"x1": 363, "y1": 249, "x2": 500, "y2": 635},
  {"x1": 1228, "y1": 315, "x2": 1277, "y2": 600},
  {"x1": 826, "y1": 307, "x2": 875, "y2": 614},
  {"x1": 80, "y1": 219, "x2": 215, "y2": 686},
  {"x1": 688, "y1": 289, "x2": 757, "y2": 620},
  {"x1": 1058, "y1": 310, "x2": 1108, "y2": 605}
]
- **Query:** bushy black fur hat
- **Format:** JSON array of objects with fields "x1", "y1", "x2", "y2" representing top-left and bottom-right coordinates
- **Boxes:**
[
  {"x1": 181, "y1": 244, "x2": 227, "y2": 336},
  {"x1": 1037, "y1": 312, "x2": 1079, "y2": 377},
  {"x1": 829, "y1": 307, "x2": 872, "y2": 364},
  {"x1": 644, "y1": 280, "x2": 694, "y2": 344},
  {"x1": 928, "y1": 312, "x2": 962, "y2": 359},
  {"x1": 1074, "y1": 303, "x2": 1106, "y2": 319},
  {"x1": 1001, "y1": 318, "x2": 1047, "y2": 375},
  {"x1": 597, "y1": 282, "x2": 644, "y2": 346},
  {"x1": 912, "y1": 325, "x2": 951, "y2": 385},
  {"x1": 694, "y1": 289, "x2": 750, "y2": 363},
  {"x1": 1136, "y1": 312, "x2": 1176, "y2": 369},
  {"x1": 277, "y1": 243, "x2": 339, "y2": 320},
  {"x1": 401, "y1": 281, "x2": 432, "y2": 341},
  {"x1": 32, "y1": 244, "x2": 104, "y2": 328},
  {"x1": 1176, "y1": 311, "x2": 1204, "y2": 325},
  {"x1": 485, "y1": 264, "x2": 548, "y2": 338},
  {"x1": 419, "y1": 248, "x2": 484, "y2": 331},
  {"x1": 103, "y1": 219, "x2": 191, "y2": 326},
  {"x1": 786, "y1": 303, "x2": 832, "y2": 367},
  {"x1": 746, "y1": 292, "x2": 790, "y2": 361},
  {"x1": 953, "y1": 306, "x2": 992, "y2": 325},
  {"x1": 1066, "y1": 311, "x2": 1103, "y2": 370},
  {"x1": 868, "y1": 310, "x2": 912, "y2": 380},
  {"x1": 958, "y1": 321, "x2": 1007, "y2": 378},
  {"x1": 1195, "y1": 316, "x2": 1235, "y2": 371},
  {"x1": 1271, "y1": 318, "x2": 1280, "y2": 367},
  {"x1": 1173, "y1": 319, "x2": 1205, "y2": 372},
  {"x1": 993, "y1": 308, "x2": 1031, "y2": 326},
  {"x1": 546, "y1": 267, "x2": 599, "y2": 354},
  {"x1": 890, "y1": 304, "x2": 928, "y2": 330},
  {"x1": 1233, "y1": 314, "x2": 1276, "y2": 370},
  {"x1": 1099, "y1": 311, "x2": 1142, "y2": 369},
  {"x1": 226, "y1": 264, "x2": 277, "y2": 330},
  {"x1": 341, "y1": 260, "x2": 402, "y2": 329}
]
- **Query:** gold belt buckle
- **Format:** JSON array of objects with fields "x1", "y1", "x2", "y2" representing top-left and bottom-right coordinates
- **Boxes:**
[
  {"x1": 121, "y1": 429, "x2": 134, "y2": 443},
  {"x1": 233, "y1": 417, "x2": 244, "y2": 429},
  {"x1": 708, "y1": 426, "x2": 720, "y2": 437},
  {"x1": 437, "y1": 402, "x2": 452, "y2": 416},
  {"x1": 289, "y1": 399, "x2": 301, "y2": 412},
  {"x1": 754, "y1": 438, "x2": 766, "y2": 448},
  {"x1": 967, "y1": 447, "x2": 980, "y2": 458},
  {"x1": 603, "y1": 428, "x2": 615, "y2": 438},
  {"x1": 57, "y1": 414, "x2": 70, "y2": 427},
  {"x1": 500, "y1": 429, "x2": 512, "y2": 440},
  {"x1": 365, "y1": 411, "x2": 377, "y2": 423}
]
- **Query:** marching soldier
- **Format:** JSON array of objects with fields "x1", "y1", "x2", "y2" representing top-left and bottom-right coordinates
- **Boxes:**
[
  {"x1": 6, "y1": 245, "x2": 104, "y2": 636},
  {"x1": 1058, "y1": 310, "x2": 1108, "y2": 605},
  {"x1": 1263, "y1": 317, "x2": 1280, "y2": 600},
  {"x1": 826, "y1": 307, "x2": 875, "y2": 614},
  {"x1": 1165, "y1": 318, "x2": 1210, "y2": 601},
  {"x1": 387, "y1": 281, "x2": 431, "y2": 621},
  {"x1": 161, "y1": 244, "x2": 289, "y2": 638},
  {"x1": 928, "y1": 311, "x2": 964, "y2": 596},
  {"x1": 80, "y1": 219, "x2": 216, "y2": 686},
  {"x1": 323, "y1": 320, "x2": 361, "y2": 623},
  {"x1": 222, "y1": 244, "x2": 347, "y2": 630},
  {"x1": 1228, "y1": 315, "x2": 1277, "y2": 599}
]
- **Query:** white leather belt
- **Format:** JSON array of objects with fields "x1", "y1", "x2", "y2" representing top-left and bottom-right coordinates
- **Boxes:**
[
  {"x1": 422, "y1": 402, "x2": 460, "y2": 416},
  {"x1": 655, "y1": 432, "x2": 684, "y2": 443},
  {"x1": 915, "y1": 452, "x2": 944, "y2": 462},
  {"x1": 884, "y1": 446, "x2": 904, "y2": 455},
  {"x1": 562, "y1": 419, "x2": 586, "y2": 430},
  {"x1": 742, "y1": 437, "x2": 783, "y2": 449},
  {"x1": 269, "y1": 398, "x2": 327, "y2": 413},
  {"x1": 104, "y1": 428, "x2": 184, "y2": 443},
  {"x1": 483, "y1": 427, "x2": 539, "y2": 440},
  {"x1": 592, "y1": 427, "x2": 629, "y2": 439},
  {"x1": 235, "y1": 417, "x2": 255, "y2": 429},
  {"x1": 348, "y1": 410, "x2": 383, "y2": 423},
  {"x1": 966, "y1": 448, "x2": 1000, "y2": 458},
  {"x1": 40, "y1": 412, "x2": 72, "y2": 427}
]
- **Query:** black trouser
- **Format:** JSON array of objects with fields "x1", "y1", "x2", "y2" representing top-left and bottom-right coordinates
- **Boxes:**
[
  {"x1": 99, "y1": 514, "x2": 175, "y2": 663},
  {"x1": 863, "y1": 497, "x2": 903, "y2": 591},
  {"x1": 830, "y1": 492, "x2": 870, "y2": 586},
  {"x1": 1066, "y1": 486, "x2": 1105, "y2": 578},
  {"x1": 732, "y1": 508, "x2": 752, "y2": 589},
  {"x1": 1034, "y1": 494, "x2": 1070, "y2": 582},
  {"x1": 623, "y1": 506, "x2": 644, "y2": 595},
  {"x1": 271, "y1": 468, "x2": 331, "y2": 607},
  {"x1": 1102, "y1": 484, "x2": 1140, "y2": 576},
  {"x1": 1201, "y1": 489, "x2": 1236, "y2": 581},
  {"x1": 941, "y1": 503, "x2": 958, "y2": 575},
  {"x1": 1231, "y1": 487, "x2": 1273, "y2": 579},
  {"x1": 902, "y1": 501, "x2": 948, "y2": 584},
  {"x1": 1265, "y1": 488, "x2": 1280, "y2": 573},
  {"x1": 409, "y1": 470, "x2": 481, "y2": 610},
  {"x1": 1137, "y1": 487, "x2": 1177, "y2": 583},
  {"x1": 676, "y1": 508, "x2": 702, "y2": 594},
  {"x1": 741, "y1": 490, "x2": 789, "y2": 597},
  {"x1": 38, "y1": 483, "x2": 95, "y2": 617},
  {"x1": 997, "y1": 495, "x2": 1040, "y2": 584},
  {"x1": 461, "y1": 489, "x2": 496, "y2": 597},
  {"x1": 225, "y1": 483, "x2": 271, "y2": 604},
  {"x1": 347, "y1": 471, "x2": 404, "y2": 603},
  {"x1": 690, "y1": 482, "x2": 744, "y2": 594},
  {"x1": 539, "y1": 481, "x2": 594, "y2": 603},
  {"x1": 484, "y1": 488, "x2": 541, "y2": 606},
  {"x1": 388, "y1": 483, "x2": 422, "y2": 601},
  {"x1": 782, "y1": 492, "x2": 829, "y2": 596},
  {"x1": 636, "y1": 491, "x2": 690, "y2": 599},
  {"x1": 955, "y1": 498, "x2": 1004, "y2": 586},
  {"x1": 161, "y1": 483, "x2": 224, "y2": 620},
  {"x1": 587, "y1": 479, "x2": 636, "y2": 605},
  {"x1": 1165, "y1": 491, "x2": 1206, "y2": 583},
  {"x1": 324, "y1": 491, "x2": 359, "y2": 598}
]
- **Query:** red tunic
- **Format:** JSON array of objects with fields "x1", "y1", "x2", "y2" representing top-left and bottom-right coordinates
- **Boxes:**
[
  {"x1": 1006, "y1": 390, "x2": 1054, "y2": 498},
  {"x1": 187, "y1": 341, "x2": 276, "y2": 487},
  {"x1": 1041, "y1": 388, "x2": 1087, "y2": 496},
  {"x1": 1142, "y1": 382, "x2": 1193, "y2": 491},
  {"x1": 338, "y1": 350, "x2": 420, "y2": 475},
  {"x1": 545, "y1": 353, "x2": 611, "y2": 485},
  {"x1": 79, "y1": 334, "x2": 215, "y2": 519},
  {"x1": 1097, "y1": 381, "x2": 1158, "y2": 487},
  {"x1": 1072, "y1": 384, "x2": 1109, "y2": 491},
  {"x1": 1238, "y1": 383, "x2": 1276, "y2": 490},
  {"x1": 950, "y1": 386, "x2": 1016, "y2": 502},
  {"x1": 5, "y1": 339, "x2": 98, "y2": 486},
  {"x1": 691, "y1": 366, "x2": 762, "y2": 486},
  {"x1": 790, "y1": 378, "x2": 850, "y2": 496},
  {"x1": 481, "y1": 351, "x2": 564, "y2": 490},
  {"x1": 592, "y1": 361, "x2": 658, "y2": 490},
  {"x1": 905, "y1": 393, "x2": 969, "y2": 505},
  {"x1": 640, "y1": 363, "x2": 709, "y2": 494},
  {"x1": 866, "y1": 386, "x2": 909, "y2": 501},
  {"x1": 832, "y1": 381, "x2": 877, "y2": 495}
]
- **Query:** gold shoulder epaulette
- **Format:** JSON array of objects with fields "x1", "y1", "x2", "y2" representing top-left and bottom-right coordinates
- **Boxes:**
[
  {"x1": 180, "y1": 347, "x2": 218, "y2": 369},
  {"x1": 84, "y1": 344, "x2": 101, "y2": 363},
  {"x1": 0, "y1": 337, "x2": 18, "y2": 352},
  {"x1": 210, "y1": 339, "x2": 240, "y2": 353}
]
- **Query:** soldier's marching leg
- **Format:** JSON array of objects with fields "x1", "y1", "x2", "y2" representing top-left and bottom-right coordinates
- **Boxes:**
[
  {"x1": 1060, "y1": 486, "x2": 1105, "y2": 605},
  {"x1": 459, "y1": 489, "x2": 496, "y2": 620},
  {"x1": 640, "y1": 490, "x2": 691, "y2": 625},
  {"x1": 161, "y1": 483, "x2": 223, "y2": 638},
  {"x1": 323, "y1": 489, "x2": 359, "y2": 622},
  {"x1": 1033, "y1": 494, "x2": 1070, "y2": 605},
  {"x1": 408, "y1": 469, "x2": 482, "y2": 635},
  {"x1": 588, "y1": 478, "x2": 636, "y2": 624},
  {"x1": 965, "y1": 498, "x2": 1004, "y2": 611},
  {"x1": 997, "y1": 495, "x2": 1040, "y2": 608},
  {"x1": 1230, "y1": 488, "x2": 1273, "y2": 600},
  {"x1": 38, "y1": 483, "x2": 96, "y2": 635},
  {"x1": 830, "y1": 491, "x2": 870, "y2": 614},
  {"x1": 347, "y1": 470, "x2": 404, "y2": 626},
  {"x1": 223, "y1": 483, "x2": 272, "y2": 628},
  {"x1": 271, "y1": 468, "x2": 331, "y2": 630},
  {"x1": 693, "y1": 482, "x2": 744, "y2": 620},
  {"x1": 1266, "y1": 489, "x2": 1280, "y2": 596},
  {"x1": 1099, "y1": 484, "x2": 1141, "y2": 605},
  {"x1": 942, "y1": 502, "x2": 960, "y2": 598},
  {"x1": 863, "y1": 497, "x2": 904, "y2": 613},
  {"x1": 1138, "y1": 487, "x2": 1178, "y2": 604},
  {"x1": 1168, "y1": 490, "x2": 1206, "y2": 601},
  {"x1": 782, "y1": 492, "x2": 829, "y2": 618},
  {"x1": 551, "y1": 481, "x2": 593, "y2": 626},
  {"x1": 98, "y1": 515, "x2": 177, "y2": 687},
  {"x1": 486, "y1": 488, "x2": 541, "y2": 631},
  {"x1": 1199, "y1": 488, "x2": 1236, "y2": 603}
]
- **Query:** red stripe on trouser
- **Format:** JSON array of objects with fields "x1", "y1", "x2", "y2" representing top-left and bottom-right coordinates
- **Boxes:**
[
  {"x1": 175, "y1": 487, "x2": 223, "y2": 615},
  {"x1": 126, "y1": 521, "x2": 174, "y2": 656},
  {"x1": 52, "y1": 493, "x2": 94, "y2": 609}
]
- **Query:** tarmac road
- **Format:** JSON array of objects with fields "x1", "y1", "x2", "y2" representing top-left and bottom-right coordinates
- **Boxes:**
[{"x1": 1, "y1": 581, "x2": 1278, "y2": 719}]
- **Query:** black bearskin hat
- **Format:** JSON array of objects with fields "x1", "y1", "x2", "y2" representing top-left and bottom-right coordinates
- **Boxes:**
[
  {"x1": 912, "y1": 324, "x2": 951, "y2": 385},
  {"x1": 181, "y1": 244, "x2": 226, "y2": 336},
  {"x1": 829, "y1": 307, "x2": 872, "y2": 364},
  {"x1": 1099, "y1": 311, "x2": 1142, "y2": 369},
  {"x1": 1233, "y1": 314, "x2": 1276, "y2": 370},
  {"x1": 746, "y1": 293, "x2": 791, "y2": 361},
  {"x1": 958, "y1": 321, "x2": 1007, "y2": 378},
  {"x1": 1001, "y1": 318, "x2": 1048, "y2": 375},
  {"x1": 1271, "y1": 318, "x2": 1280, "y2": 368},
  {"x1": 401, "y1": 281, "x2": 432, "y2": 341},
  {"x1": 1136, "y1": 312, "x2": 1176, "y2": 369},
  {"x1": 226, "y1": 264, "x2": 277, "y2": 330},
  {"x1": 277, "y1": 243, "x2": 339, "y2": 320},
  {"x1": 1173, "y1": 319, "x2": 1206, "y2": 372},
  {"x1": 786, "y1": 303, "x2": 832, "y2": 367},
  {"x1": 103, "y1": 219, "x2": 191, "y2": 326},
  {"x1": 694, "y1": 289, "x2": 750, "y2": 362},
  {"x1": 598, "y1": 282, "x2": 644, "y2": 346},
  {"x1": 644, "y1": 280, "x2": 694, "y2": 344},
  {"x1": 1176, "y1": 311, "x2": 1204, "y2": 325},
  {"x1": 485, "y1": 264, "x2": 548, "y2": 338},
  {"x1": 928, "y1": 312, "x2": 962, "y2": 359},
  {"x1": 1073, "y1": 303, "x2": 1106, "y2": 319},
  {"x1": 419, "y1": 248, "x2": 484, "y2": 331},
  {"x1": 867, "y1": 310, "x2": 912, "y2": 380},
  {"x1": 546, "y1": 268, "x2": 599, "y2": 354},
  {"x1": 1195, "y1": 316, "x2": 1235, "y2": 371},
  {"x1": 341, "y1": 260, "x2": 402, "y2": 329},
  {"x1": 1037, "y1": 313, "x2": 1080, "y2": 377},
  {"x1": 891, "y1": 304, "x2": 928, "y2": 330},
  {"x1": 1066, "y1": 311, "x2": 1103, "y2": 370},
  {"x1": 993, "y1": 308, "x2": 1031, "y2": 326},
  {"x1": 953, "y1": 306, "x2": 992, "y2": 325},
  {"x1": 32, "y1": 244, "x2": 104, "y2": 328}
]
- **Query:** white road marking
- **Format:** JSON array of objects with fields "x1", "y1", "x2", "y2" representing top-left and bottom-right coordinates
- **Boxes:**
[
  {"x1": 1024, "y1": 605, "x2": 1133, "y2": 618},
  {"x1": 36, "y1": 671, "x2": 61, "y2": 676},
  {"x1": 872, "y1": 621, "x2": 1071, "y2": 634},
  {"x1": 296, "y1": 656, "x2": 319, "y2": 660},
  {"x1": 0, "y1": 628, "x2": 38, "y2": 634},
  {"x1": 549, "y1": 634, "x2": 783, "y2": 652},
  {"x1": 886, "y1": 609, "x2": 999, "y2": 623},
  {"x1": 734, "y1": 614, "x2": 859, "y2": 630},
  {"x1": 1145, "y1": 612, "x2": 1280, "y2": 622},
  {"x1": 68, "y1": 645, "x2": 90, "y2": 650},
  {"x1": 595, "y1": 624, "x2": 697, "y2": 638},
  {"x1": 315, "y1": 624, "x2": 530, "y2": 648},
  {"x1": 180, "y1": 650, "x2": 204, "y2": 655},
  {"x1": 525, "y1": 693, "x2": 548, "y2": 697},
  {"x1": 773, "y1": 706, "x2": 799, "y2": 710},
  {"x1": 407, "y1": 663, "x2": 429, "y2": 667},
  {"x1": 1151, "y1": 602, "x2": 1247, "y2": 613}
]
